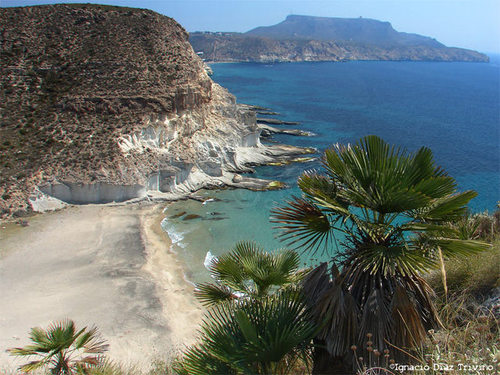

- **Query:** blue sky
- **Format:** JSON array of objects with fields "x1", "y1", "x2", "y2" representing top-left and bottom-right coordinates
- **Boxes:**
[{"x1": 2, "y1": 0, "x2": 499, "y2": 53}]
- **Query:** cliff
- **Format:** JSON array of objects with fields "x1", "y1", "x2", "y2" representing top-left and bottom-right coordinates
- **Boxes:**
[
  {"x1": 189, "y1": 15, "x2": 488, "y2": 63},
  {"x1": 0, "y1": 4, "x2": 312, "y2": 218}
]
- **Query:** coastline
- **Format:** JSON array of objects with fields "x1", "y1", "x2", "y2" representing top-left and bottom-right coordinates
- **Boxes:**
[
  {"x1": 141, "y1": 205, "x2": 204, "y2": 352},
  {"x1": 0, "y1": 203, "x2": 202, "y2": 371}
]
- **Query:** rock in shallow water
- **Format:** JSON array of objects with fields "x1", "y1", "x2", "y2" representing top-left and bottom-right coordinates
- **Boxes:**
[
  {"x1": 183, "y1": 214, "x2": 202, "y2": 221},
  {"x1": 170, "y1": 211, "x2": 187, "y2": 219}
]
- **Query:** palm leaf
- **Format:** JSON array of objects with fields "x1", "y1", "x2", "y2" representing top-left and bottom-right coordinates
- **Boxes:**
[
  {"x1": 199, "y1": 243, "x2": 304, "y2": 307},
  {"x1": 358, "y1": 288, "x2": 392, "y2": 351},
  {"x1": 195, "y1": 283, "x2": 237, "y2": 307},
  {"x1": 19, "y1": 359, "x2": 49, "y2": 372},
  {"x1": 298, "y1": 170, "x2": 338, "y2": 202},
  {"x1": 8, "y1": 320, "x2": 107, "y2": 374},
  {"x1": 178, "y1": 290, "x2": 317, "y2": 374},
  {"x1": 390, "y1": 285, "x2": 427, "y2": 353},
  {"x1": 271, "y1": 197, "x2": 333, "y2": 253},
  {"x1": 428, "y1": 191, "x2": 477, "y2": 220},
  {"x1": 429, "y1": 237, "x2": 491, "y2": 258}
]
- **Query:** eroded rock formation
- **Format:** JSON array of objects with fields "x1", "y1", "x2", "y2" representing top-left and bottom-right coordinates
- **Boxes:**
[{"x1": 0, "y1": 4, "x2": 312, "y2": 218}]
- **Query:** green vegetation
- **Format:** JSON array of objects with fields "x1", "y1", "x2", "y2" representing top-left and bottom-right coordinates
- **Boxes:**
[
  {"x1": 194, "y1": 241, "x2": 302, "y2": 306},
  {"x1": 410, "y1": 212, "x2": 500, "y2": 375},
  {"x1": 175, "y1": 289, "x2": 317, "y2": 375},
  {"x1": 7, "y1": 320, "x2": 108, "y2": 374},
  {"x1": 175, "y1": 244, "x2": 316, "y2": 374},
  {"x1": 426, "y1": 211, "x2": 500, "y2": 300},
  {"x1": 271, "y1": 135, "x2": 490, "y2": 373},
  {"x1": 427, "y1": 242, "x2": 499, "y2": 300},
  {"x1": 9, "y1": 137, "x2": 498, "y2": 374}
]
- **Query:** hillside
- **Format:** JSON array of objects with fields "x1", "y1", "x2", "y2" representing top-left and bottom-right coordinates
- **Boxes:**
[
  {"x1": 189, "y1": 15, "x2": 488, "y2": 63},
  {"x1": 246, "y1": 15, "x2": 443, "y2": 47},
  {"x1": 0, "y1": 4, "x2": 310, "y2": 218}
]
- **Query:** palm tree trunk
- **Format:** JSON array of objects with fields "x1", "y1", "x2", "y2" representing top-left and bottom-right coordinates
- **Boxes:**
[{"x1": 312, "y1": 340, "x2": 353, "y2": 375}]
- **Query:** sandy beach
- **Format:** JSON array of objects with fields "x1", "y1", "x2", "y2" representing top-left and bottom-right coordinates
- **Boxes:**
[{"x1": 0, "y1": 203, "x2": 203, "y2": 371}]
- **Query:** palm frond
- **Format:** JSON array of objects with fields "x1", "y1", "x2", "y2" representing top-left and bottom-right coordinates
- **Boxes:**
[
  {"x1": 195, "y1": 283, "x2": 237, "y2": 307},
  {"x1": 209, "y1": 248, "x2": 249, "y2": 294},
  {"x1": 174, "y1": 344, "x2": 240, "y2": 375},
  {"x1": 358, "y1": 288, "x2": 393, "y2": 352},
  {"x1": 200, "y1": 243, "x2": 303, "y2": 306},
  {"x1": 390, "y1": 285, "x2": 427, "y2": 352},
  {"x1": 81, "y1": 327, "x2": 109, "y2": 354},
  {"x1": 298, "y1": 170, "x2": 338, "y2": 202},
  {"x1": 271, "y1": 197, "x2": 333, "y2": 254},
  {"x1": 177, "y1": 290, "x2": 317, "y2": 374},
  {"x1": 8, "y1": 320, "x2": 107, "y2": 374},
  {"x1": 19, "y1": 359, "x2": 49, "y2": 372},
  {"x1": 428, "y1": 238, "x2": 491, "y2": 258},
  {"x1": 415, "y1": 191, "x2": 478, "y2": 222},
  {"x1": 272, "y1": 249, "x2": 300, "y2": 281},
  {"x1": 353, "y1": 243, "x2": 437, "y2": 278}
]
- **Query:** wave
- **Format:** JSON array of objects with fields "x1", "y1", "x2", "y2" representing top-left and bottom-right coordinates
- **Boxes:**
[
  {"x1": 160, "y1": 218, "x2": 188, "y2": 249},
  {"x1": 204, "y1": 250, "x2": 217, "y2": 270}
]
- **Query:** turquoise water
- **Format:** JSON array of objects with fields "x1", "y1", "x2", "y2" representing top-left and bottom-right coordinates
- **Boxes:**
[{"x1": 164, "y1": 58, "x2": 500, "y2": 282}]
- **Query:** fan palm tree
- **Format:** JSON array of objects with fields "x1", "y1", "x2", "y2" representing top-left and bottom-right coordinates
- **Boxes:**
[
  {"x1": 271, "y1": 135, "x2": 490, "y2": 374},
  {"x1": 194, "y1": 241, "x2": 303, "y2": 307},
  {"x1": 175, "y1": 289, "x2": 318, "y2": 375},
  {"x1": 8, "y1": 319, "x2": 108, "y2": 374}
]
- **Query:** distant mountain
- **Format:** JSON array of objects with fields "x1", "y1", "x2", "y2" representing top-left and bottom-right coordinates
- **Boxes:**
[
  {"x1": 189, "y1": 15, "x2": 488, "y2": 63},
  {"x1": 246, "y1": 15, "x2": 443, "y2": 47}
]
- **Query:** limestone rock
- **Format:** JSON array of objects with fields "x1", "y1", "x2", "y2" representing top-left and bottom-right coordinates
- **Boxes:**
[{"x1": 0, "y1": 4, "x2": 314, "y2": 218}]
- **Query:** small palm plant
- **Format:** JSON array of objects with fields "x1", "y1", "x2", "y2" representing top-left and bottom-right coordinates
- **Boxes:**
[
  {"x1": 175, "y1": 289, "x2": 318, "y2": 375},
  {"x1": 8, "y1": 319, "x2": 108, "y2": 374},
  {"x1": 177, "y1": 243, "x2": 317, "y2": 374},
  {"x1": 271, "y1": 135, "x2": 490, "y2": 373},
  {"x1": 195, "y1": 241, "x2": 303, "y2": 306}
]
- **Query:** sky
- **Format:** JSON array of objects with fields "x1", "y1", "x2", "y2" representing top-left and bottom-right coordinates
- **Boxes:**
[{"x1": 2, "y1": 0, "x2": 499, "y2": 53}]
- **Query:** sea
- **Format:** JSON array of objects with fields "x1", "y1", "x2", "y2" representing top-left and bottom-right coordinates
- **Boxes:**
[{"x1": 162, "y1": 56, "x2": 500, "y2": 282}]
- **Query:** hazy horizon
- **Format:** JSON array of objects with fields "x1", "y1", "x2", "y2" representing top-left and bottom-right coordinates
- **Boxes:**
[{"x1": 2, "y1": 0, "x2": 499, "y2": 53}]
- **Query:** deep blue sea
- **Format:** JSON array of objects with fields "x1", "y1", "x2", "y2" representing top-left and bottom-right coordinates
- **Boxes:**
[{"x1": 164, "y1": 57, "x2": 500, "y2": 282}]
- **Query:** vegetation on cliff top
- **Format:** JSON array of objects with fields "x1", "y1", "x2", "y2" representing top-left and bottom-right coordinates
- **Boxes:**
[{"x1": 0, "y1": 4, "x2": 211, "y2": 217}]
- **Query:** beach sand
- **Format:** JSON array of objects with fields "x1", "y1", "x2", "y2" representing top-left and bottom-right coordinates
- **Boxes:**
[{"x1": 0, "y1": 203, "x2": 203, "y2": 371}]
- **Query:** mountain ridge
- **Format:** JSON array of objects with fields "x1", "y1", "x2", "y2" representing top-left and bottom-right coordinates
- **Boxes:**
[
  {"x1": 246, "y1": 15, "x2": 443, "y2": 47},
  {"x1": 190, "y1": 15, "x2": 488, "y2": 63}
]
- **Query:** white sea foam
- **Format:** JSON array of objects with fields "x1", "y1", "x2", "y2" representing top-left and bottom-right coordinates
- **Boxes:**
[
  {"x1": 160, "y1": 218, "x2": 187, "y2": 248},
  {"x1": 182, "y1": 273, "x2": 198, "y2": 288},
  {"x1": 204, "y1": 250, "x2": 217, "y2": 270}
]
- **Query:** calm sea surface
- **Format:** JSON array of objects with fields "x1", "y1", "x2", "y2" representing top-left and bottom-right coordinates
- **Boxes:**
[{"x1": 164, "y1": 57, "x2": 500, "y2": 282}]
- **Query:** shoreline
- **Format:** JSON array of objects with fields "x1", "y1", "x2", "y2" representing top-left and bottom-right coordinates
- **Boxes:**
[
  {"x1": 141, "y1": 204, "x2": 204, "y2": 352},
  {"x1": 23, "y1": 142, "x2": 316, "y2": 219},
  {"x1": 0, "y1": 202, "x2": 202, "y2": 371}
]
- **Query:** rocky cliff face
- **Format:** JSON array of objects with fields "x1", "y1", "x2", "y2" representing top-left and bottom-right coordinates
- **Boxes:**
[
  {"x1": 0, "y1": 4, "x2": 311, "y2": 218},
  {"x1": 190, "y1": 15, "x2": 489, "y2": 63},
  {"x1": 190, "y1": 33, "x2": 488, "y2": 63}
]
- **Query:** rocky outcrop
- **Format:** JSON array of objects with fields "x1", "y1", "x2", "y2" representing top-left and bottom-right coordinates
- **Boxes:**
[
  {"x1": 189, "y1": 15, "x2": 489, "y2": 63},
  {"x1": 0, "y1": 4, "x2": 313, "y2": 218}
]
